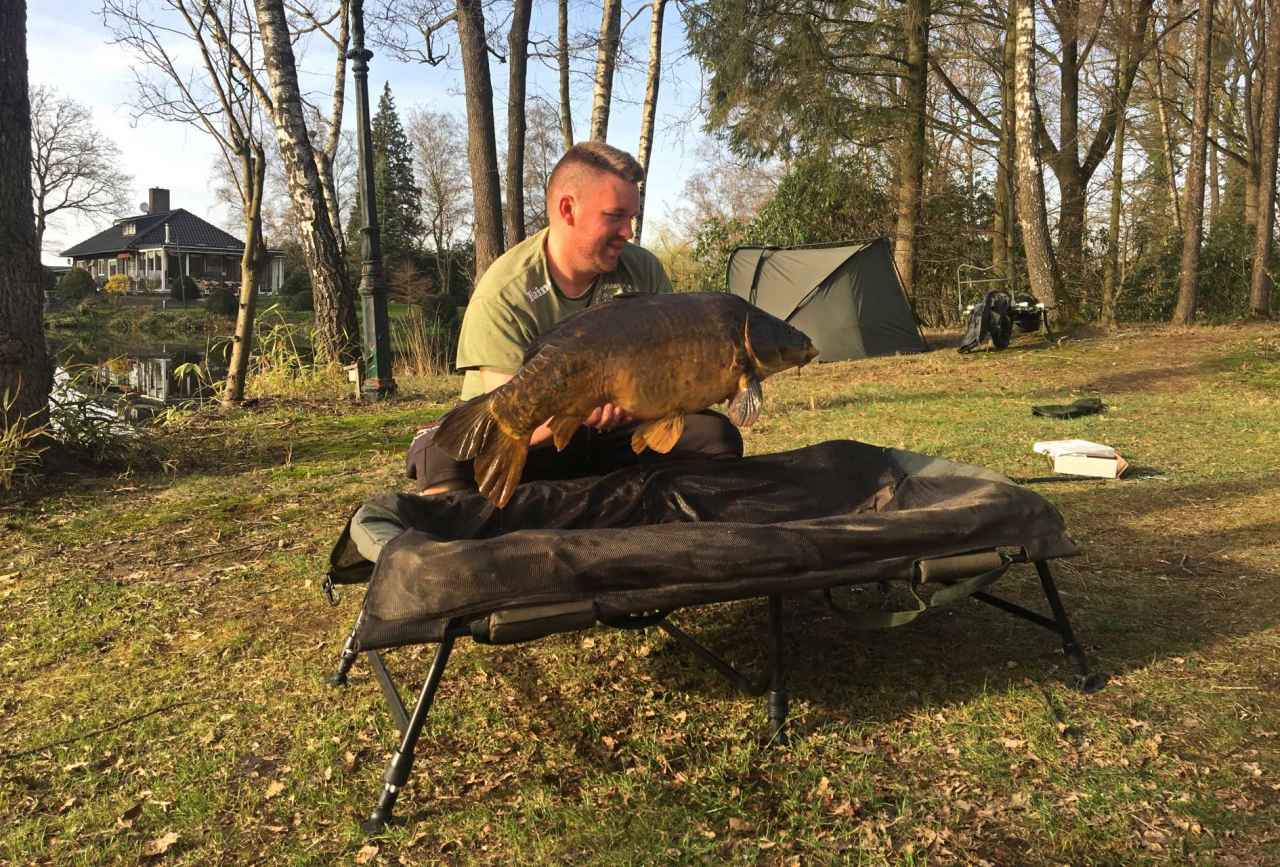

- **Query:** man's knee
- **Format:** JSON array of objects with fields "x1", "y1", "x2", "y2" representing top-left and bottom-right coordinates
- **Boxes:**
[
  {"x1": 406, "y1": 424, "x2": 474, "y2": 492},
  {"x1": 680, "y1": 411, "x2": 744, "y2": 459}
]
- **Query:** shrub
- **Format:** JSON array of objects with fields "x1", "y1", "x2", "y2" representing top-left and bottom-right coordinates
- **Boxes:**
[
  {"x1": 171, "y1": 274, "x2": 200, "y2": 302},
  {"x1": 204, "y1": 284, "x2": 238, "y2": 317},
  {"x1": 56, "y1": 268, "x2": 96, "y2": 300},
  {"x1": 104, "y1": 274, "x2": 133, "y2": 295},
  {"x1": 285, "y1": 287, "x2": 313, "y2": 311},
  {"x1": 280, "y1": 270, "x2": 310, "y2": 298}
]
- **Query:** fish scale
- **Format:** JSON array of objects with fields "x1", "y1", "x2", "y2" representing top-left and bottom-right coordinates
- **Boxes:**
[{"x1": 433, "y1": 292, "x2": 817, "y2": 508}]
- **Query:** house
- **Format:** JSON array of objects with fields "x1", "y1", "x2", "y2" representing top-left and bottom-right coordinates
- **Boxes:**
[{"x1": 60, "y1": 187, "x2": 285, "y2": 294}]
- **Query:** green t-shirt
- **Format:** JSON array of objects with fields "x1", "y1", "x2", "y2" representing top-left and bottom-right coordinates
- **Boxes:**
[{"x1": 455, "y1": 227, "x2": 673, "y2": 399}]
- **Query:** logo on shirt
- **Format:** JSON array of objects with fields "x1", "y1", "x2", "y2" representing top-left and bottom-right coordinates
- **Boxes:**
[{"x1": 526, "y1": 283, "x2": 551, "y2": 303}]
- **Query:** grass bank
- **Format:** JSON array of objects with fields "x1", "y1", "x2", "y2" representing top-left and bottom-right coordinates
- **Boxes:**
[{"x1": 2, "y1": 323, "x2": 1278, "y2": 865}]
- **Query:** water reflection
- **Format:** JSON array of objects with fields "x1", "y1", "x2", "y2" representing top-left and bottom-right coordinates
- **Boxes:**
[{"x1": 50, "y1": 339, "x2": 228, "y2": 423}]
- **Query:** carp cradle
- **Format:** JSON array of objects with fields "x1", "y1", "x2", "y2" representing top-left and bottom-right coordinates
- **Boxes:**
[{"x1": 323, "y1": 440, "x2": 1107, "y2": 833}]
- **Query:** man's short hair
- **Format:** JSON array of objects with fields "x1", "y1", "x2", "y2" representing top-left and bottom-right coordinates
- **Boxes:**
[{"x1": 548, "y1": 142, "x2": 645, "y2": 198}]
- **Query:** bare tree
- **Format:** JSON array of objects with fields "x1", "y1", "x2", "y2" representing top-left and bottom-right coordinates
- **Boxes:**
[
  {"x1": 893, "y1": 0, "x2": 930, "y2": 297},
  {"x1": 558, "y1": 0, "x2": 574, "y2": 149},
  {"x1": 634, "y1": 0, "x2": 667, "y2": 243},
  {"x1": 28, "y1": 86, "x2": 132, "y2": 258},
  {"x1": 407, "y1": 108, "x2": 470, "y2": 293},
  {"x1": 1, "y1": 0, "x2": 53, "y2": 429},
  {"x1": 1013, "y1": 0, "x2": 1065, "y2": 319},
  {"x1": 522, "y1": 100, "x2": 563, "y2": 233},
  {"x1": 104, "y1": 0, "x2": 272, "y2": 406},
  {"x1": 255, "y1": 0, "x2": 360, "y2": 362},
  {"x1": 456, "y1": 0, "x2": 504, "y2": 277},
  {"x1": 1172, "y1": 0, "x2": 1215, "y2": 325},
  {"x1": 589, "y1": 0, "x2": 621, "y2": 140},
  {"x1": 1249, "y1": 0, "x2": 1279, "y2": 317},
  {"x1": 505, "y1": 0, "x2": 534, "y2": 245}
]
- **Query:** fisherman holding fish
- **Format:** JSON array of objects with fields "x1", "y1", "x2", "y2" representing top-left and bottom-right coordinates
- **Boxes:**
[{"x1": 408, "y1": 141, "x2": 749, "y2": 499}]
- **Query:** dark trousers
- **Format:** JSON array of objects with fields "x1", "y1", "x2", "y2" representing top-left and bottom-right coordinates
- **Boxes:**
[{"x1": 407, "y1": 410, "x2": 744, "y2": 492}]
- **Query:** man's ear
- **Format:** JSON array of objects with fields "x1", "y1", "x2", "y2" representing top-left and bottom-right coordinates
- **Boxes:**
[{"x1": 556, "y1": 193, "x2": 576, "y2": 226}]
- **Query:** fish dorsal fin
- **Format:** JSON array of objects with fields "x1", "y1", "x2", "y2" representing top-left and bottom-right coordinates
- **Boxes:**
[
  {"x1": 728, "y1": 376, "x2": 763, "y2": 427},
  {"x1": 630, "y1": 416, "x2": 685, "y2": 455},
  {"x1": 547, "y1": 415, "x2": 583, "y2": 452}
]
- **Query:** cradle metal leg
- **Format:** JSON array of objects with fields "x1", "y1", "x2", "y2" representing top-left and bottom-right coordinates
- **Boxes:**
[
  {"x1": 1034, "y1": 561, "x2": 1108, "y2": 693},
  {"x1": 363, "y1": 635, "x2": 456, "y2": 835},
  {"x1": 766, "y1": 595, "x2": 789, "y2": 744},
  {"x1": 329, "y1": 610, "x2": 364, "y2": 687}
]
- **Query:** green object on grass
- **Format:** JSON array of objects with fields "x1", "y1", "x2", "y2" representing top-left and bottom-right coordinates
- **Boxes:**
[{"x1": 1031, "y1": 397, "x2": 1105, "y2": 419}]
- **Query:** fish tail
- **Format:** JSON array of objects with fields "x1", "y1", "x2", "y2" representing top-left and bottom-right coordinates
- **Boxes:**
[
  {"x1": 433, "y1": 393, "x2": 499, "y2": 460},
  {"x1": 474, "y1": 431, "x2": 529, "y2": 509},
  {"x1": 433, "y1": 392, "x2": 529, "y2": 508}
]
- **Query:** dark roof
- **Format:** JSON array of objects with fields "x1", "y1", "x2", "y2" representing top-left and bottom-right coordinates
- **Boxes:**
[{"x1": 60, "y1": 209, "x2": 247, "y2": 258}]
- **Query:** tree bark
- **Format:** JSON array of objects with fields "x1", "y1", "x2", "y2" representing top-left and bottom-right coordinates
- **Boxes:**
[
  {"x1": 1013, "y1": 0, "x2": 1065, "y2": 320},
  {"x1": 589, "y1": 0, "x2": 621, "y2": 141},
  {"x1": 893, "y1": 0, "x2": 929, "y2": 298},
  {"x1": 634, "y1": 0, "x2": 667, "y2": 244},
  {"x1": 1249, "y1": 0, "x2": 1279, "y2": 317},
  {"x1": 992, "y1": 2, "x2": 1018, "y2": 288},
  {"x1": 223, "y1": 142, "x2": 267, "y2": 406},
  {"x1": 1101, "y1": 87, "x2": 1128, "y2": 329},
  {"x1": 1172, "y1": 0, "x2": 1215, "y2": 325},
  {"x1": 559, "y1": 0, "x2": 574, "y2": 150},
  {"x1": 0, "y1": 0, "x2": 52, "y2": 429},
  {"x1": 457, "y1": 0, "x2": 504, "y2": 280},
  {"x1": 255, "y1": 0, "x2": 359, "y2": 363},
  {"x1": 505, "y1": 0, "x2": 533, "y2": 247},
  {"x1": 1154, "y1": 47, "x2": 1183, "y2": 234}
]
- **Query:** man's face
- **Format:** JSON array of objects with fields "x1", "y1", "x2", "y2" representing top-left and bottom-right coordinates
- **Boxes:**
[{"x1": 562, "y1": 171, "x2": 641, "y2": 276}]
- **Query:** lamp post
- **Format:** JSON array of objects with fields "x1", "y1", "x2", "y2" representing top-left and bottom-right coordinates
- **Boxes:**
[{"x1": 349, "y1": 0, "x2": 396, "y2": 398}]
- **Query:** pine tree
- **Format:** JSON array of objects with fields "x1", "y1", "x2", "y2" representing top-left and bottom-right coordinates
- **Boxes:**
[{"x1": 367, "y1": 83, "x2": 422, "y2": 271}]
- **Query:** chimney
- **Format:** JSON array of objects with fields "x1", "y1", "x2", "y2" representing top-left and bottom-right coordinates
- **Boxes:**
[{"x1": 148, "y1": 187, "x2": 170, "y2": 214}]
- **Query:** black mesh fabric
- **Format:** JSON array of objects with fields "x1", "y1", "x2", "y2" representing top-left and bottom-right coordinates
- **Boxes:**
[{"x1": 333, "y1": 441, "x2": 1078, "y2": 649}]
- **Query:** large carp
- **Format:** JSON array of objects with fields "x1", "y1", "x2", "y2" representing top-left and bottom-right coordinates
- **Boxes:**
[{"x1": 433, "y1": 292, "x2": 818, "y2": 508}]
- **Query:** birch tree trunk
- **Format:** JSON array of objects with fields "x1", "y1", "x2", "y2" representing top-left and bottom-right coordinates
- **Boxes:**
[
  {"x1": 1249, "y1": 0, "x2": 1279, "y2": 316},
  {"x1": 505, "y1": 0, "x2": 533, "y2": 246},
  {"x1": 559, "y1": 0, "x2": 574, "y2": 150},
  {"x1": 589, "y1": 0, "x2": 621, "y2": 141},
  {"x1": 1154, "y1": 48, "x2": 1183, "y2": 233},
  {"x1": 1013, "y1": 0, "x2": 1064, "y2": 320},
  {"x1": 893, "y1": 0, "x2": 929, "y2": 298},
  {"x1": 992, "y1": 2, "x2": 1018, "y2": 287},
  {"x1": 634, "y1": 0, "x2": 667, "y2": 244},
  {"x1": 223, "y1": 143, "x2": 267, "y2": 406},
  {"x1": 255, "y1": 0, "x2": 359, "y2": 363},
  {"x1": 1172, "y1": 0, "x2": 1215, "y2": 325},
  {"x1": 0, "y1": 0, "x2": 53, "y2": 428},
  {"x1": 1101, "y1": 98, "x2": 1127, "y2": 328},
  {"x1": 317, "y1": 0, "x2": 350, "y2": 258},
  {"x1": 457, "y1": 0, "x2": 505, "y2": 279}
]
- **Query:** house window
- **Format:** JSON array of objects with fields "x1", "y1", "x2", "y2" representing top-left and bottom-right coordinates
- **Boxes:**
[
  {"x1": 189, "y1": 255, "x2": 203, "y2": 277},
  {"x1": 123, "y1": 223, "x2": 136, "y2": 236}
]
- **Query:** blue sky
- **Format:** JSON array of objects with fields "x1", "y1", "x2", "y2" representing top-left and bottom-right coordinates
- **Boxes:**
[{"x1": 29, "y1": 0, "x2": 711, "y2": 264}]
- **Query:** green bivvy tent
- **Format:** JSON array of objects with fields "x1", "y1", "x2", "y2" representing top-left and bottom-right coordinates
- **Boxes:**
[{"x1": 727, "y1": 238, "x2": 928, "y2": 362}]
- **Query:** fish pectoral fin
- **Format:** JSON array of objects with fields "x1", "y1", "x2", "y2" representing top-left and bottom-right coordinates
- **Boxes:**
[
  {"x1": 630, "y1": 416, "x2": 685, "y2": 454},
  {"x1": 728, "y1": 376, "x2": 763, "y2": 427},
  {"x1": 547, "y1": 416, "x2": 583, "y2": 451}
]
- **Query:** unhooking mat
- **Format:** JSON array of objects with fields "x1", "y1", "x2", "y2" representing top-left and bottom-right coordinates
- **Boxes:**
[{"x1": 328, "y1": 440, "x2": 1079, "y2": 649}]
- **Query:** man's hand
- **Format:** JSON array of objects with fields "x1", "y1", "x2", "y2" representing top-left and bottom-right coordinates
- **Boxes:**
[{"x1": 584, "y1": 403, "x2": 632, "y2": 430}]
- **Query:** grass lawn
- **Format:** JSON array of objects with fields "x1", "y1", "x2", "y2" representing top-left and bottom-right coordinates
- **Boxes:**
[{"x1": 2, "y1": 323, "x2": 1278, "y2": 865}]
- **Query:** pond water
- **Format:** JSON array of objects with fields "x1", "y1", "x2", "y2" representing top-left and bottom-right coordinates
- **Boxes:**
[{"x1": 48, "y1": 335, "x2": 228, "y2": 421}]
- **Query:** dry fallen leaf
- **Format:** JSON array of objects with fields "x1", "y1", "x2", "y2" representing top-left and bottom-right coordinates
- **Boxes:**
[
  {"x1": 354, "y1": 843, "x2": 379, "y2": 864},
  {"x1": 264, "y1": 780, "x2": 286, "y2": 800},
  {"x1": 142, "y1": 831, "x2": 179, "y2": 857},
  {"x1": 117, "y1": 800, "x2": 145, "y2": 830}
]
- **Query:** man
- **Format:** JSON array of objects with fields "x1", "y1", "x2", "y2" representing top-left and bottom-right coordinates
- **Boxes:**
[{"x1": 408, "y1": 141, "x2": 742, "y2": 496}]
